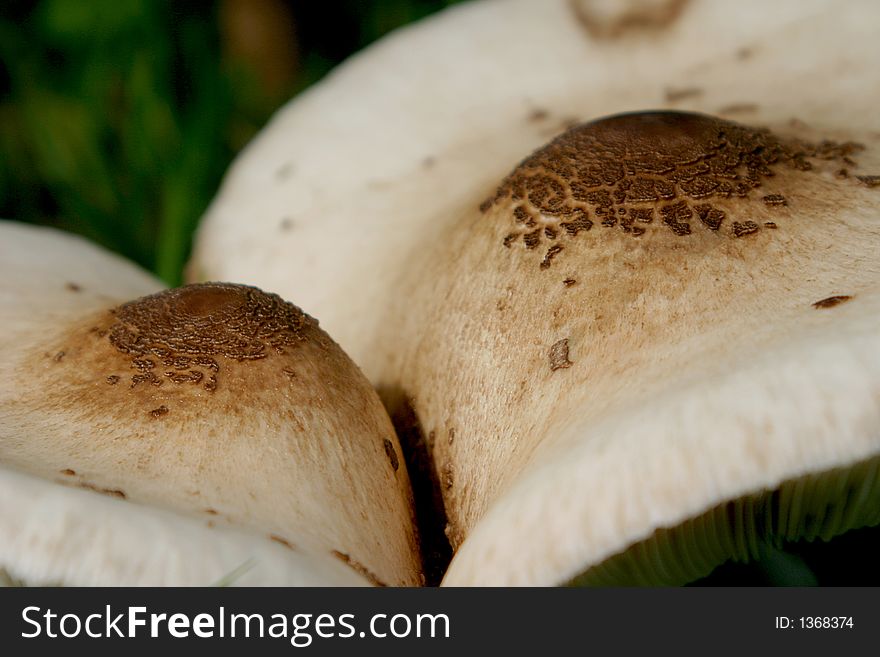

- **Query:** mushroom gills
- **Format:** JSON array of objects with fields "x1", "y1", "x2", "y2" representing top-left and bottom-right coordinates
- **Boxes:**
[{"x1": 571, "y1": 456, "x2": 880, "y2": 586}]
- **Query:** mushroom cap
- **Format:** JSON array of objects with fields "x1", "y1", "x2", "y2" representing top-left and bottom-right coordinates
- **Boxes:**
[
  {"x1": 189, "y1": 0, "x2": 880, "y2": 379},
  {"x1": 190, "y1": 0, "x2": 880, "y2": 585},
  {"x1": 0, "y1": 467, "x2": 367, "y2": 586},
  {"x1": 0, "y1": 221, "x2": 419, "y2": 586},
  {"x1": 402, "y1": 110, "x2": 880, "y2": 585}
]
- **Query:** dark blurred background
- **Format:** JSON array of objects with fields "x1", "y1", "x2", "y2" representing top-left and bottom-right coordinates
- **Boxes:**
[{"x1": 0, "y1": 0, "x2": 877, "y2": 586}]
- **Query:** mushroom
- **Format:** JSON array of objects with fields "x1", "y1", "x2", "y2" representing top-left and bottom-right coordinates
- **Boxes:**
[
  {"x1": 0, "y1": 467, "x2": 368, "y2": 586},
  {"x1": 0, "y1": 221, "x2": 420, "y2": 586},
  {"x1": 190, "y1": 0, "x2": 880, "y2": 584}
]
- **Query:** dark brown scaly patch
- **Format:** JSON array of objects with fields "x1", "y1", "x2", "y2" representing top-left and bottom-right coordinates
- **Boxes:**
[
  {"x1": 481, "y1": 111, "x2": 864, "y2": 268},
  {"x1": 106, "y1": 283, "x2": 313, "y2": 393},
  {"x1": 65, "y1": 282, "x2": 81, "y2": 292},
  {"x1": 732, "y1": 221, "x2": 759, "y2": 238},
  {"x1": 383, "y1": 438, "x2": 400, "y2": 472},
  {"x1": 812, "y1": 295, "x2": 852, "y2": 309},
  {"x1": 762, "y1": 194, "x2": 787, "y2": 206},
  {"x1": 549, "y1": 339, "x2": 573, "y2": 371},
  {"x1": 331, "y1": 551, "x2": 386, "y2": 587},
  {"x1": 150, "y1": 405, "x2": 169, "y2": 418},
  {"x1": 60, "y1": 468, "x2": 76, "y2": 476}
]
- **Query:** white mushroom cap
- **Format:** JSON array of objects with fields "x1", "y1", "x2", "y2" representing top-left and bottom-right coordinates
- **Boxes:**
[
  {"x1": 0, "y1": 468, "x2": 367, "y2": 586},
  {"x1": 190, "y1": 0, "x2": 880, "y2": 585},
  {"x1": 402, "y1": 110, "x2": 880, "y2": 585},
  {"x1": 190, "y1": 0, "x2": 879, "y2": 379},
  {"x1": 0, "y1": 221, "x2": 419, "y2": 586}
]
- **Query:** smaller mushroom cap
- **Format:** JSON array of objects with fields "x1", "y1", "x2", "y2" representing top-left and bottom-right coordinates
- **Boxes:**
[{"x1": 0, "y1": 221, "x2": 419, "y2": 586}]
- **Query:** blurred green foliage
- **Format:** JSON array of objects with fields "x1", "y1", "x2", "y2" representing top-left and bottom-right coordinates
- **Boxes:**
[{"x1": 0, "y1": 0, "x2": 465, "y2": 284}]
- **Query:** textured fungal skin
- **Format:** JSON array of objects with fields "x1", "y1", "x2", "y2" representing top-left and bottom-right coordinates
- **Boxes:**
[
  {"x1": 107, "y1": 283, "x2": 313, "y2": 392},
  {"x1": 386, "y1": 110, "x2": 880, "y2": 556},
  {"x1": 483, "y1": 112, "x2": 864, "y2": 267},
  {"x1": 5, "y1": 281, "x2": 421, "y2": 586},
  {"x1": 33, "y1": 282, "x2": 324, "y2": 430}
]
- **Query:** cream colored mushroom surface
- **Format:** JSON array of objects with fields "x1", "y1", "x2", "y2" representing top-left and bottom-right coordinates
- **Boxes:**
[
  {"x1": 0, "y1": 468, "x2": 367, "y2": 586},
  {"x1": 190, "y1": 0, "x2": 878, "y2": 380},
  {"x1": 190, "y1": 0, "x2": 880, "y2": 585},
  {"x1": 0, "y1": 221, "x2": 419, "y2": 586}
]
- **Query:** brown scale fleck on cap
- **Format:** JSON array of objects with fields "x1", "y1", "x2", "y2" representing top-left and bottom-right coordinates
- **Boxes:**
[
  {"x1": 694, "y1": 203, "x2": 725, "y2": 231},
  {"x1": 331, "y1": 551, "x2": 386, "y2": 587},
  {"x1": 65, "y1": 282, "x2": 81, "y2": 292},
  {"x1": 150, "y1": 405, "x2": 169, "y2": 418},
  {"x1": 106, "y1": 375, "x2": 120, "y2": 385},
  {"x1": 269, "y1": 534, "x2": 296, "y2": 550},
  {"x1": 732, "y1": 221, "x2": 760, "y2": 237},
  {"x1": 549, "y1": 339, "x2": 573, "y2": 371},
  {"x1": 383, "y1": 438, "x2": 400, "y2": 472},
  {"x1": 78, "y1": 482, "x2": 126, "y2": 499},
  {"x1": 563, "y1": 278, "x2": 578, "y2": 287},
  {"x1": 812, "y1": 295, "x2": 852, "y2": 309},
  {"x1": 762, "y1": 194, "x2": 787, "y2": 206},
  {"x1": 540, "y1": 244, "x2": 564, "y2": 269},
  {"x1": 60, "y1": 468, "x2": 76, "y2": 476},
  {"x1": 482, "y1": 111, "x2": 864, "y2": 267},
  {"x1": 856, "y1": 175, "x2": 880, "y2": 188},
  {"x1": 107, "y1": 283, "x2": 313, "y2": 393}
]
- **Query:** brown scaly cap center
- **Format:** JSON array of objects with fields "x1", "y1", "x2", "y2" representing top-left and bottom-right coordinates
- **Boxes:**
[
  {"x1": 106, "y1": 282, "x2": 313, "y2": 392},
  {"x1": 482, "y1": 111, "x2": 867, "y2": 267}
]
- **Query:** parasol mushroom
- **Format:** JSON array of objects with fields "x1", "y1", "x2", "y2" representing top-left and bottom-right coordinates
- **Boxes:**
[
  {"x1": 189, "y1": 0, "x2": 880, "y2": 584},
  {"x1": 0, "y1": 221, "x2": 419, "y2": 586}
]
